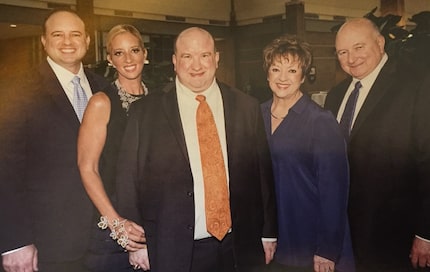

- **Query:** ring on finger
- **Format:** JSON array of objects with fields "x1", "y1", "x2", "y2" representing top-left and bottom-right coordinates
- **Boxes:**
[{"x1": 133, "y1": 264, "x2": 140, "y2": 270}]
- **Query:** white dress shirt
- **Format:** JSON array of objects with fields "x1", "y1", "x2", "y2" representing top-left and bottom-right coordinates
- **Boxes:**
[{"x1": 336, "y1": 53, "x2": 388, "y2": 128}]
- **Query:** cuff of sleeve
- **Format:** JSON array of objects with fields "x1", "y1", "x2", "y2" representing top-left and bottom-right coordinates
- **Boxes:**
[
  {"x1": 416, "y1": 235, "x2": 430, "y2": 243},
  {"x1": 262, "y1": 237, "x2": 277, "y2": 242},
  {"x1": 2, "y1": 246, "x2": 26, "y2": 256}
]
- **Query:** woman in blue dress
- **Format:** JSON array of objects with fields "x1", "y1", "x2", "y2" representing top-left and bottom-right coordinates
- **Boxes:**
[{"x1": 261, "y1": 35, "x2": 355, "y2": 272}]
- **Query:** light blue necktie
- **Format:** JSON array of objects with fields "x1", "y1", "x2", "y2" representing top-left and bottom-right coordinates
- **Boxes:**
[{"x1": 71, "y1": 76, "x2": 88, "y2": 122}]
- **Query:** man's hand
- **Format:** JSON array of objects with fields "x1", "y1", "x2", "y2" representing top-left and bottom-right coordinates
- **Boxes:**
[
  {"x1": 410, "y1": 236, "x2": 430, "y2": 269},
  {"x1": 262, "y1": 241, "x2": 277, "y2": 264},
  {"x1": 313, "y1": 255, "x2": 334, "y2": 272},
  {"x1": 2, "y1": 244, "x2": 38, "y2": 272},
  {"x1": 129, "y1": 248, "x2": 150, "y2": 271}
]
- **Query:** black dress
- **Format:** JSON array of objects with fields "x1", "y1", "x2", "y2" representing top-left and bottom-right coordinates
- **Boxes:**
[{"x1": 84, "y1": 81, "x2": 146, "y2": 272}]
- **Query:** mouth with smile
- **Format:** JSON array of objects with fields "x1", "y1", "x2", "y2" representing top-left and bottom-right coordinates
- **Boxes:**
[{"x1": 123, "y1": 64, "x2": 137, "y2": 72}]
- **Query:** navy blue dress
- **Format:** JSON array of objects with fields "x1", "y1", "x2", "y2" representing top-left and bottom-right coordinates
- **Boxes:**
[{"x1": 261, "y1": 94, "x2": 355, "y2": 272}]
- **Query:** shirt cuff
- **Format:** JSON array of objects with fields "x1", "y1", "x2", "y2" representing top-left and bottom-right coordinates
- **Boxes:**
[
  {"x1": 2, "y1": 246, "x2": 26, "y2": 256},
  {"x1": 416, "y1": 235, "x2": 430, "y2": 243},
  {"x1": 262, "y1": 237, "x2": 277, "y2": 242}
]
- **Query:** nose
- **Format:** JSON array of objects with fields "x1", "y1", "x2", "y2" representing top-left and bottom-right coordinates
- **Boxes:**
[
  {"x1": 63, "y1": 34, "x2": 72, "y2": 45},
  {"x1": 279, "y1": 70, "x2": 288, "y2": 81},
  {"x1": 347, "y1": 51, "x2": 357, "y2": 64},
  {"x1": 124, "y1": 52, "x2": 132, "y2": 63},
  {"x1": 191, "y1": 57, "x2": 202, "y2": 70}
]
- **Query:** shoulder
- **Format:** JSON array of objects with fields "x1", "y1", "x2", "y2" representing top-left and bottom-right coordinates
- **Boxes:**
[
  {"x1": 218, "y1": 81, "x2": 259, "y2": 106},
  {"x1": 87, "y1": 92, "x2": 111, "y2": 113}
]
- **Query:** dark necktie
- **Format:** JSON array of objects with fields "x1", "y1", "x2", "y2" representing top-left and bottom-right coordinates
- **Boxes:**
[
  {"x1": 339, "y1": 81, "x2": 362, "y2": 139},
  {"x1": 71, "y1": 76, "x2": 88, "y2": 122},
  {"x1": 195, "y1": 94, "x2": 231, "y2": 241}
]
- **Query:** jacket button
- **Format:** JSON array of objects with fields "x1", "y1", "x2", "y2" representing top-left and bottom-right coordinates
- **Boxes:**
[{"x1": 187, "y1": 191, "x2": 193, "y2": 197}]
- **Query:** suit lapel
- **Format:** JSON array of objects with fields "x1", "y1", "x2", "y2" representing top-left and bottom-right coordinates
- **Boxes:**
[
  {"x1": 39, "y1": 61, "x2": 81, "y2": 128},
  {"x1": 218, "y1": 82, "x2": 236, "y2": 162},
  {"x1": 161, "y1": 84, "x2": 190, "y2": 161},
  {"x1": 351, "y1": 59, "x2": 397, "y2": 137}
]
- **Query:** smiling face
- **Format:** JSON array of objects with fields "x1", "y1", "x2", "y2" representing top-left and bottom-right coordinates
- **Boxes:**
[
  {"x1": 41, "y1": 11, "x2": 89, "y2": 74},
  {"x1": 335, "y1": 18, "x2": 385, "y2": 79},
  {"x1": 172, "y1": 27, "x2": 219, "y2": 93},
  {"x1": 107, "y1": 32, "x2": 146, "y2": 81},
  {"x1": 267, "y1": 55, "x2": 304, "y2": 99}
]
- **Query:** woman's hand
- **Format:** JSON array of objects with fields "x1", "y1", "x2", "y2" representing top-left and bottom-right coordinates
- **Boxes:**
[{"x1": 122, "y1": 220, "x2": 146, "y2": 252}]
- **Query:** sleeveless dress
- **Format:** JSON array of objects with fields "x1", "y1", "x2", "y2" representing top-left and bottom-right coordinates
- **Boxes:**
[{"x1": 84, "y1": 80, "x2": 147, "y2": 272}]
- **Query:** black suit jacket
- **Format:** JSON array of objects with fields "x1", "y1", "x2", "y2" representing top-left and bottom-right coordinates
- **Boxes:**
[
  {"x1": 117, "y1": 81, "x2": 277, "y2": 271},
  {"x1": 0, "y1": 60, "x2": 109, "y2": 262},
  {"x1": 325, "y1": 58, "x2": 430, "y2": 270}
]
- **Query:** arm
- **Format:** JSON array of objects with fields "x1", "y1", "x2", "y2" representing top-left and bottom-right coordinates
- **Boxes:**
[
  {"x1": 313, "y1": 112, "x2": 350, "y2": 265},
  {"x1": 0, "y1": 84, "x2": 35, "y2": 267},
  {"x1": 410, "y1": 72, "x2": 430, "y2": 269},
  {"x1": 77, "y1": 92, "x2": 145, "y2": 251}
]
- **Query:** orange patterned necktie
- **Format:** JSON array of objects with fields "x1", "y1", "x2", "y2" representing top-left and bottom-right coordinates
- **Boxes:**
[{"x1": 195, "y1": 94, "x2": 231, "y2": 241}]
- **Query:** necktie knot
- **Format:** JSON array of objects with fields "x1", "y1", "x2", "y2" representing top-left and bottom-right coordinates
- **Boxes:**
[
  {"x1": 355, "y1": 81, "x2": 362, "y2": 90},
  {"x1": 72, "y1": 75, "x2": 81, "y2": 85},
  {"x1": 196, "y1": 95, "x2": 206, "y2": 102}
]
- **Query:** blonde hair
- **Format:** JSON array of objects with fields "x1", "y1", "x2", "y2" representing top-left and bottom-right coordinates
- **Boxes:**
[{"x1": 106, "y1": 24, "x2": 145, "y2": 54}]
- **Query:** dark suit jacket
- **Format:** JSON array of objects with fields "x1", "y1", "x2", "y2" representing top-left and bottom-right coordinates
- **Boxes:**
[
  {"x1": 0, "y1": 60, "x2": 109, "y2": 263},
  {"x1": 117, "y1": 81, "x2": 277, "y2": 271},
  {"x1": 325, "y1": 58, "x2": 430, "y2": 270}
]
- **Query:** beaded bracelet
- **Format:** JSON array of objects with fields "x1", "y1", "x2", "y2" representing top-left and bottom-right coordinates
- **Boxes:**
[{"x1": 97, "y1": 216, "x2": 129, "y2": 248}]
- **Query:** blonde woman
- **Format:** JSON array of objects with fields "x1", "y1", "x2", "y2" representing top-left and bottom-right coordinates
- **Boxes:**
[{"x1": 78, "y1": 24, "x2": 149, "y2": 271}]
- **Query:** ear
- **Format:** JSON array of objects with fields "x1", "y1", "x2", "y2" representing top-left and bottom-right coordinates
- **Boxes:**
[
  {"x1": 107, "y1": 54, "x2": 114, "y2": 68},
  {"x1": 172, "y1": 54, "x2": 177, "y2": 71},
  {"x1": 85, "y1": 35, "x2": 90, "y2": 50},
  {"x1": 41, "y1": 35, "x2": 46, "y2": 49},
  {"x1": 215, "y1": 52, "x2": 220, "y2": 69},
  {"x1": 377, "y1": 35, "x2": 385, "y2": 54}
]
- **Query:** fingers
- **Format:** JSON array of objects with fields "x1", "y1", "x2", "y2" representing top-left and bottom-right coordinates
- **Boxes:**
[
  {"x1": 126, "y1": 240, "x2": 147, "y2": 252},
  {"x1": 129, "y1": 248, "x2": 150, "y2": 271},
  {"x1": 125, "y1": 221, "x2": 146, "y2": 244},
  {"x1": 410, "y1": 237, "x2": 430, "y2": 269},
  {"x1": 33, "y1": 247, "x2": 39, "y2": 271},
  {"x1": 313, "y1": 255, "x2": 335, "y2": 272}
]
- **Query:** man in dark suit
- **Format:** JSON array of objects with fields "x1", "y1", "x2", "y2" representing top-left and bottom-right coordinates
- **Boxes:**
[
  {"x1": 325, "y1": 18, "x2": 430, "y2": 272},
  {"x1": 117, "y1": 27, "x2": 277, "y2": 272},
  {"x1": 0, "y1": 9, "x2": 108, "y2": 272}
]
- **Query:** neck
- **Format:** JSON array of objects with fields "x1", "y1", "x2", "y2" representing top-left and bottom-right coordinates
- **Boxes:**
[
  {"x1": 271, "y1": 91, "x2": 302, "y2": 118},
  {"x1": 117, "y1": 78, "x2": 143, "y2": 95}
]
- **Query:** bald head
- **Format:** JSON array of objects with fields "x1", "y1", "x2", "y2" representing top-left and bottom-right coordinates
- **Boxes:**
[
  {"x1": 172, "y1": 27, "x2": 219, "y2": 93},
  {"x1": 174, "y1": 27, "x2": 216, "y2": 54},
  {"x1": 335, "y1": 18, "x2": 385, "y2": 79}
]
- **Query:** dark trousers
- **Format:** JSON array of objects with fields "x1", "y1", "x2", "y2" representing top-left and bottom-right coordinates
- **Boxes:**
[
  {"x1": 84, "y1": 225, "x2": 134, "y2": 272},
  {"x1": 190, "y1": 233, "x2": 268, "y2": 272},
  {"x1": 191, "y1": 233, "x2": 235, "y2": 272},
  {"x1": 38, "y1": 259, "x2": 90, "y2": 272}
]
